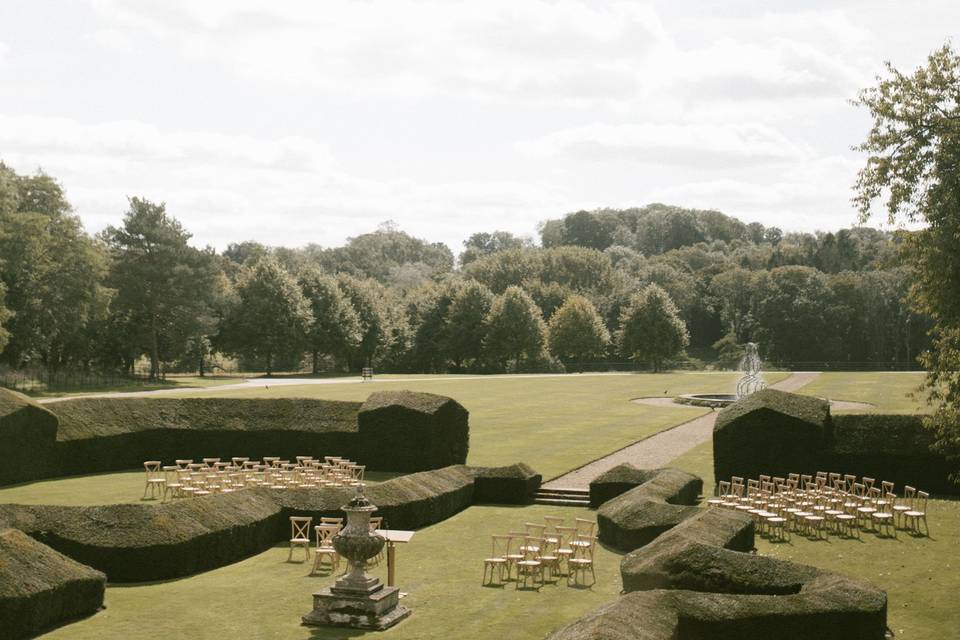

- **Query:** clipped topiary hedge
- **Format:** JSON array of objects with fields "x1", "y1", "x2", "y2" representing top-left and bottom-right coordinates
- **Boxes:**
[
  {"x1": 828, "y1": 413, "x2": 956, "y2": 495},
  {"x1": 596, "y1": 467, "x2": 703, "y2": 552},
  {"x1": 0, "y1": 390, "x2": 59, "y2": 485},
  {"x1": 0, "y1": 463, "x2": 529, "y2": 583},
  {"x1": 0, "y1": 527, "x2": 105, "y2": 640},
  {"x1": 51, "y1": 397, "x2": 362, "y2": 477},
  {"x1": 471, "y1": 463, "x2": 541, "y2": 504},
  {"x1": 713, "y1": 389, "x2": 830, "y2": 484},
  {"x1": 357, "y1": 391, "x2": 469, "y2": 472},
  {"x1": 589, "y1": 464, "x2": 656, "y2": 508}
]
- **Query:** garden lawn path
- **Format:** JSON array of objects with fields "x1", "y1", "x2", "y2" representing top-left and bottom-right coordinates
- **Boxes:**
[{"x1": 543, "y1": 371, "x2": 820, "y2": 491}]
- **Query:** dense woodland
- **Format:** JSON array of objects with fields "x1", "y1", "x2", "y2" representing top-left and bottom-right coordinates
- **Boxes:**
[{"x1": 0, "y1": 162, "x2": 930, "y2": 378}]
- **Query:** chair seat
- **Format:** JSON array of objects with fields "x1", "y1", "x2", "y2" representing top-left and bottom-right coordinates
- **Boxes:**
[
  {"x1": 291, "y1": 537, "x2": 310, "y2": 544},
  {"x1": 904, "y1": 510, "x2": 925, "y2": 517},
  {"x1": 872, "y1": 512, "x2": 893, "y2": 519},
  {"x1": 485, "y1": 557, "x2": 507, "y2": 564}
]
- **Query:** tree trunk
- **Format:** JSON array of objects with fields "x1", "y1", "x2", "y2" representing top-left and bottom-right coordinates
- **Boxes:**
[
  {"x1": 149, "y1": 317, "x2": 161, "y2": 381},
  {"x1": 312, "y1": 350, "x2": 319, "y2": 375},
  {"x1": 198, "y1": 351, "x2": 205, "y2": 377},
  {"x1": 266, "y1": 351, "x2": 273, "y2": 377}
]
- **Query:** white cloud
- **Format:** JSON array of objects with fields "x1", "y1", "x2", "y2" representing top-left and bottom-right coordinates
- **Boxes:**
[{"x1": 518, "y1": 122, "x2": 813, "y2": 166}]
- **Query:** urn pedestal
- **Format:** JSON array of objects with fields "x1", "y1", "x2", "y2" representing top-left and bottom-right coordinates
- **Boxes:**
[{"x1": 302, "y1": 485, "x2": 411, "y2": 630}]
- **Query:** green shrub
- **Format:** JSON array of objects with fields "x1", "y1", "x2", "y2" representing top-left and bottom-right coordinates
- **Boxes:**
[
  {"x1": 472, "y1": 463, "x2": 541, "y2": 504},
  {"x1": 0, "y1": 527, "x2": 105, "y2": 640},
  {"x1": 713, "y1": 389, "x2": 830, "y2": 483},
  {"x1": 596, "y1": 468, "x2": 703, "y2": 552},
  {"x1": 829, "y1": 414, "x2": 956, "y2": 494},
  {"x1": 589, "y1": 464, "x2": 656, "y2": 508},
  {"x1": 358, "y1": 391, "x2": 469, "y2": 472},
  {"x1": 0, "y1": 389, "x2": 59, "y2": 486}
]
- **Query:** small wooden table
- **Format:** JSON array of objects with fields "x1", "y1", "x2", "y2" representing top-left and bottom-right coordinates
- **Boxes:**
[{"x1": 375, "y1": 529, "x2": 415, "y2": 587}]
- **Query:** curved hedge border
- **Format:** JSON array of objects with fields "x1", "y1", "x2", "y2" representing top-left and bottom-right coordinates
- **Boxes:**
[
  {"x1": 547, "y1": 469, "x2": 888, "y2": 640},
  {"x1": 0, "y1": 387, "x2": 470, "y2": 485},
  {"x1": 0, "y1": 527, "x2": 105, "y2": 640},
  {"x1": 595, "y1": 466, "x2": 702, "y2": 552},
  {"x1": 0, "y1": 463, "x2": 536, "y2": 584}
]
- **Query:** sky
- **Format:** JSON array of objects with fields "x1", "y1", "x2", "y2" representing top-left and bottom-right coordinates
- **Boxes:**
[{"x1": 0, "y1": 1, "x2": 957, "y2": 253}]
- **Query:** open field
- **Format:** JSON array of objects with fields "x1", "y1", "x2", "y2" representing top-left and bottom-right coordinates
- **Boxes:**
[
  {"x1": 796, "y1": 371, "x2": 928, "y2": 413},
  {"x1": 40, "y1": 504, "x2": 622, "y2": 640},
  {"x1": 18, "y1": 374, "x2": 245, "y2": 398},
  {"x1": 666, "y1": 438, "x2": 960, "y2": 638},
  {"x1": 169, "y1": 372, "x2": 789, "y2": 480}
]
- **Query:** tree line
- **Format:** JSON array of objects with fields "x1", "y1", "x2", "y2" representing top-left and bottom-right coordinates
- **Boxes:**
[{"x1": 0, "y1": 162, "x2": 929, "y2": 379}]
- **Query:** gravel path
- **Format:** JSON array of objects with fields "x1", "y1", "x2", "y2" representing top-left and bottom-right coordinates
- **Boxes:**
[{"x1": 543, "y1": 371, "x2": 822, "y2": 491}]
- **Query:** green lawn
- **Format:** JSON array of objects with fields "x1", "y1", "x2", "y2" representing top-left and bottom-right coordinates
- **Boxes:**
[
  {"x1": 0, "y1": 471, "x2": 404, "y2": 506},
  {"x1": 173, "y1": 372, "x2": 787, "y2": 480},
  {"x1": 666, "y1": 438, "x2": 960, "y2": 638},
  {"x1": 20, "y1": 374, "x2": 244, "y2": 399},
  {"x1": 797, "y1": 371, "x2": 928, "y2": 413},
  {"x1": 41, "y1": 505, "x2": 622, "y2": 640}
]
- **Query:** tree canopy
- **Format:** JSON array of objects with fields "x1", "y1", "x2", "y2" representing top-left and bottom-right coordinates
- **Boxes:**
[{"x1": 617, "y1": 284, "x2": 689, "y2": 372}]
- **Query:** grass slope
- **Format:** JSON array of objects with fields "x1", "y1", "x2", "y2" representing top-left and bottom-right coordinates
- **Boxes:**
[
  {"x1": 170, "y1": 372, "x2": 788, "y2": 480},
  {"x1": 39, "y1": 504, "x2": 623, "y2": 640}
]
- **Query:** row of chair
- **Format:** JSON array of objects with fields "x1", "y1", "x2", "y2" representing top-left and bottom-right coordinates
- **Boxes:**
[
  {"x1": 142, "y1": 456, "x2": 364, "y2": 501},
  {"x1": 288, "y1": 515, "x2": 385, "y2": 574},
  {"x1": 482, "y1": 516, "x2": 597, "y2": 589},
  {"x1": 708, "y1": 472, "x2": 930, "y2": 540}
]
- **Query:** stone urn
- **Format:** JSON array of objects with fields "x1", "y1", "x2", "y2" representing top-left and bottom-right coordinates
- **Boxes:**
[
  {"x1": 302, "y1": 484, "x2": 411, "y2": 630},
  {"x1": 331, "y1": 486, "x2": 385, "y2": 594}
]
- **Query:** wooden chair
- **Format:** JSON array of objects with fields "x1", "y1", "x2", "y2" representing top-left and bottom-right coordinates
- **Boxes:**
[
  {"x1": 311, "y1": 524, "x2": 340, "y2": 574},
  {"x1": 321, "y1": 517, "x2": 344, "y2": 531},
  {"x1": 903, "y1": 490, "x2": 929, "y2": 536},
  {"x1": 554, "y1": 526, "x2": 576, "y2": 575},
  {"x1": 504, "y1": 533, "x2": 526, "y2": 580},
  {"x1": 543, "y1": 515, "x2": 564, "y2": 543},
  {"x1": 516, "y1": 536, "x2": 544, "y2": 589},
  {"x1": 482, "y1": 535, "x2": 511, "y2": 585},
  {"x1": 894, "y1": 486, "x2": 916, "y2": 528},
  {"x1": 288, "y1": 516, "x2": 313, "y2": 562},
  {"x1": 567, "y1": 535, "x2": 596, "y2": 587},
  {"x1": 161, "y1": 466, "x2": 182, "y2": 501},
  {"x1": 142, "y1": 461, "x2": 165, "y2": 500},
  {"x1": 871, "y1": 492, "x2": 897, "y2": 538}
]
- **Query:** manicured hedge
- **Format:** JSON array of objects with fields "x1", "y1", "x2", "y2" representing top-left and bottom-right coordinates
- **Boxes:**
[
  {"x1": 471, "y1": 463, "x2": 541, "y2": 504},
  {"x1": 550, "y1": 489, "x2": 887, "y2": 640},
  {"x1": 0, "y1": 390, "x2": 59, "y2": 485},
  {"x1": 0, "y1": 463, "x2": 529, "y2": 583},
  {"x1": 0, "y1": 527, "x2": 105, "y2": 640},
  {"x1": 596, "y1": 467, "x2": 703, "y2": 552},
  {"x1": 713, "y1": 388, "x2": 959, "y2": 495},
  {"x1": 50, "y1": 397, "x2": 362, "y2": 477},
  {"x1": 828, "y1": 413, "x2": 957, "y2": 494},
  {"x1": 713, "y1": 389, "x2": 830, "y2": 484},
  {"x1": 357, "y1": 391, "x2": 469, "y2": 472},
  {"x1": 589, "y1": 464, "x2": 656, "y2": 508}
]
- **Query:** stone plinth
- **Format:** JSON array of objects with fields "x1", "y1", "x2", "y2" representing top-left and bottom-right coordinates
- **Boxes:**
[{"x1": 302, "y1": 585, "x2": 411, "y2": 630}]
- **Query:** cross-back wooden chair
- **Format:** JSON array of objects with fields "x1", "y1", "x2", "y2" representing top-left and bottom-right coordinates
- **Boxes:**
[{"x1": 288, "y1": 516, "x2": 313, "y2": 562}]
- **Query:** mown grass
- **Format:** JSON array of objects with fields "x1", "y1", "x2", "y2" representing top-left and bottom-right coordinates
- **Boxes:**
[
  {"x1": 0, "y1": 470, "x2": 404, "y2": 506},
  {"x1": 174, "y1": 372, "x2": 788, "y2": 480},
  {"x1": 797, "y1": 371, "x2": 928, "y2": 413},
  {"x1": 667, "y1": 438, "x2": 960, "y2": 638},
  {"x1": 40, "y1": 504, "x2": 622, "y2": 640},
  {"x1": 20, "y1": 374, "x2": 244, "y2": 398}
]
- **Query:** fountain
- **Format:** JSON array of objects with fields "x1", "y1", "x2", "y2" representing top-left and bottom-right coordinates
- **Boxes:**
[
  {"x1": 675, "y1": 342, "x2": 767, "y2": 408},
  {"x1": 302, "y1": 484, "x2": 411, "y2": 630}
]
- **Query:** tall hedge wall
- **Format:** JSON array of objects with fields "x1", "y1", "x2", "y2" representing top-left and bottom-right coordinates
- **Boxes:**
[
  {"x1": 0, "y1": 390, "x2": 59, "y2": 485},
  {"x1": 0, "y1": 527, "x2": 106, "y2": 640},
  {"x1": 713, "y1": 390, "x2": 958, "y2": 495},
  {"x1": 357, "y1": 391, "x2": 469, "y2": 472},
  {"x1": 50, "y1": 397, "x2": 362, "y2": 477},
  {"x1": 713, "y1": 389, "x2": 830, "y2": 484},
  {"x1": 829, "y1": 414, "x2": 956, "y2": 495}
]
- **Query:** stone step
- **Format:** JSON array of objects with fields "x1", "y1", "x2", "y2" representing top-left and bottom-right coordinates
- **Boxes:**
[
  {"x1": 536, "y1": 487, "x2": 589, "y2": 497},
  {"x1": 533, "y1": 496, "x2": 591, "y2": 507}
]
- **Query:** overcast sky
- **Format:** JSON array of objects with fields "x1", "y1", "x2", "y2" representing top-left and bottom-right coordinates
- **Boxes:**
[{"x1": 1, "y1": 1, "x2": 957, "y2": 252}]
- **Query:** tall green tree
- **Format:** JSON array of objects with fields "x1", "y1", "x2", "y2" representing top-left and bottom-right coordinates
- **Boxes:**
[
  {"x1": 298, "y1": 267, "x2": 361, "y2": 373},
  {"x1": 547, "y1": 295, "x2": 610, "y2": 370},
  {"x1": 443, "y1": 280, "x2": 494, "y2": 370},
  {"x1": 103, "y1": 198, "x2": 224, "y2": 379},
  {"x1": 221, "y1": 257, "x2": 312, "y2": 375},
  {"x1": 483, "y1": 286, "x2": 548, "y2": 372},
  {"x1": 0, "y1": 282, "x2": 12, "y2": 353},
  {"x1": 617, "y1": 284, "x2": 689, "y2": 372},
  {"x1": 0, "y1": 164, "x2": 109, "y2": 369},
  {"x1": 853, "y1": 43, "x2": 960, "y2": 476},
  {"x1": 336, "y1": 275, "x2": 394, "y2": 370}
]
